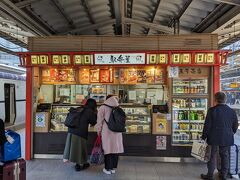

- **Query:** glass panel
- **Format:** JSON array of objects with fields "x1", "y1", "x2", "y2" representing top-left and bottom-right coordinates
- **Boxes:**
[
  {"x1": 172, "y1": 79, "x2": 190, "y2": 94},
  {"x1": 173, "y1": 79, "x2": 208, "y2": 95},
  {"x1": 122, "y1": 106, "x2": 151, "y2": 134},
  {"x1": 172, "y1": 98, "x2": 208, "y2": 145},
  {"x1": 190, "y1": 79, "x2": 208, "y2": 94}
]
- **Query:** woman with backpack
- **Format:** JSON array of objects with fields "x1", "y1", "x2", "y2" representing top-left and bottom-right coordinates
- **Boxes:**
[
  {"x1": 96, "y1": 95, "x2": 124, "y2": 175},
  {"x1": 63, "y1": 98, "x2": 97, "y2": 171}
]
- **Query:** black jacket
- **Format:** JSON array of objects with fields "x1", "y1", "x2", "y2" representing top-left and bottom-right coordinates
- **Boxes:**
[
  {"x1": 68, "y1": 107, "x2": 97, "y2": 139},
  {"x1": 0, "y1": 119, "x2": 6, "y2": 146},
  {"x1": 202, "y1": 104, "x2": 239, "y2": 146}
]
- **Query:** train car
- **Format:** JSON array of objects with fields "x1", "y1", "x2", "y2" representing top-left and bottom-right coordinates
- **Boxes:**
[{"x1": 0, "y1": 65, "x2": 26, "y2": 126}]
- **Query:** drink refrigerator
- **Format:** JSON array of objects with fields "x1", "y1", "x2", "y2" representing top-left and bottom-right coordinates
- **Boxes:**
[{"x1": 171, "y1": 78, "x2": 209, "y2": 146}]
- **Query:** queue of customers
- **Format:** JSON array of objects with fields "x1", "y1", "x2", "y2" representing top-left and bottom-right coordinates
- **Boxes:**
[
  {"x1": 63, "y1": 92, "x2": 239, "y2": 178},
  {"x1": 63, "y1": 95, "x2": 124, "y2": 175}
]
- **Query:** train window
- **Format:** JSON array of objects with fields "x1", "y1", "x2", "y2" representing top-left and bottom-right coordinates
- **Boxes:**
[{"x1": 4, "y1": 83, "x2": 16, "y2": 124}]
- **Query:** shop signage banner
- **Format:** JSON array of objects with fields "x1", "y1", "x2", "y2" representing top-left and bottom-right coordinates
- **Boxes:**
[{"x1": 94, "y1": 53, "x2": 145, "y2": 65}]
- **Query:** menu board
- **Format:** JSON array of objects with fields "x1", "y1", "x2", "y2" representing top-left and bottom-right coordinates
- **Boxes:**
[
  {"x1": 137, "y1": 69, "x2": 147, "y2": 83},
  {"x1": 127, "y1": 69, "x2": 138, "y2": 84},
  {"x1": 79, "y1": 69, "x2": 90, "y2": 84},
  {"x1": 90, "y1": 69, "x2": 100, "y2": 83},
  {"x1": 146, "y1": 69, "x2": 155, "y2": 84},
  {"x1": 100, "y1": 69, "x2": 113, "y2": 83},
  {"x1": 42, "y1": 68, "x2": 75, "y2": 83}
]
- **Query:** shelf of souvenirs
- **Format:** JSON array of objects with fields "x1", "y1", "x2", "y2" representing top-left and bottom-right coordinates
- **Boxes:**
[
  {"x1": 173, "y1": 120, "x2": 205, "y2": 123},
  {"x1": 172, "y1": 107, "x2": 207, "y2": 111}
]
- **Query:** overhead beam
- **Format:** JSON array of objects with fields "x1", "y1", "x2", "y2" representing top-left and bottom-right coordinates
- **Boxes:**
[
  {"x1": 125, "y1": 18, "x2": 174, "y2": 34},
  {"x1": 0, "y1": 0, "x2": 51, "y2": 35},
  {"x1": 0, "y1": 26, "x2": 33, "y2": 37},
  {"x1": 112, "y1": 0, "x2": 122, "y2": 35},
  {"x1": 218, "y1": 32, "x2": 240, "y2": 49},
  {"x1": 81, "y1": 0, "x2": 99, "y2": 35},
  {"x1": 192, "y1": 3, "x2": 233, "y2": 32},
  {"x1": 120, "y1": 0, "x2": 125, "y2": 35},
  {"x1": 51, "y1": 0, "x2": 75, "y2": 29},
  {"x1": 15, "y1": 0, "x2": 41, "y2": 8},
  {"x1": 25, "y1": 6, "x2": 57, "y2": 34},
  {"x1": 0, "y1": 31, "x2": 27, "y2": 48},
  {"x1": 0, "y1": 46, "x2": 17, "y2": 56},
  {"x1": 126, "y1": 0, "x2": 133, "y2": 35},
  {"x1": 169, "y1": 0, "x2": 193, "y2": 27},
  {"x1": 146, "y1": 0, "x2": 161, "y2": 35},
  {"x1": 61, "y1": 19, "x2": 115, "y2": 34},
  {"x1": 216, "y1": 0, "x2": 240, "y2": 6},
  {"x1": 203, "y1": 5, "x2": 240, "y2": 33}
]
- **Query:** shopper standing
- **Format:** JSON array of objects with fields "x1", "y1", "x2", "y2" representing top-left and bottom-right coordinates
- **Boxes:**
[
  {"x1": 201, "y1": 92, "x2": 239, "y2": 180},
  {"x1": 63, "y1": 98, "x2": 97, "y2": 171},
  {"x1": 96, "y1": 95, "x2": 124, "y2": 175}
]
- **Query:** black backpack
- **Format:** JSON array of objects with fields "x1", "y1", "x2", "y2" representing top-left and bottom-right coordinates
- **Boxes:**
[
  {"x1": 103, "y1": 104, "x2": 126, "y2": 132},
  {"x1": 64, "y1": 107, "x2": 84, "y2": 128}
]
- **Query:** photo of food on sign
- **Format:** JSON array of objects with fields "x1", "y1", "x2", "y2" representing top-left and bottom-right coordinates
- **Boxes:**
[
  {"x1": 137, "y1": 69, "x2": 147, "y2": 83},
  {"x1": 128, "y1": 69, "x2": 137, "y2": 84},
  {"x1": 119, "y1": 69, "x2": 128, "y2": 84},
  {"x1": 58, "y1": 70, "x2": 68, "y2": 81},
  {"x1": 79, "y1": 69, "x2": 90, "y2": 84},
  {"x1": 100, "y1": 69, "x2": 111, "y2": 83}
]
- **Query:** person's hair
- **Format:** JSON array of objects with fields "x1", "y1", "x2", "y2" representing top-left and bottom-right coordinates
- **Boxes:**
[
  {"x1": 215, "y1": 92, "x2": 226, "y2": 104},
  {"x1": 85, "y1": 98, "x2": 97, "y2": 110},
  {"x1": 106, "y1": 94, "x2": 116, "y2": 100}
]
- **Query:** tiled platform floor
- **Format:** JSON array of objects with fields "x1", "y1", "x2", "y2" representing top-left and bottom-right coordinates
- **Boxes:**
[{"x1": 26, "y1": 158, "x2": 234, "y2": 180}]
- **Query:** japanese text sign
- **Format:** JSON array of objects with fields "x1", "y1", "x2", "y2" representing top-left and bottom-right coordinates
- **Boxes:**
[{"x1": 94, "y1": 53, "x2": 145, "y2": 65}]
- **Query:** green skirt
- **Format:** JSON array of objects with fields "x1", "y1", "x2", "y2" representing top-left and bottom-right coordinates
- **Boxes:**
[{"x1": 63, "y1": 133, "x2": 88, "y2": 165}]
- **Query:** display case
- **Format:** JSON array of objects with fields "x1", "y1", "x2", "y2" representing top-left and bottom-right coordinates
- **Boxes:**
[
  {"x1": 173, "y1": 79, "x2": 208, "y2": 94},
  {"x1": 50, "y1": 104, "x2": 79, "y2": 132},
  {"x1": 122, "y1": 105, "x2": 151, "y2": 134},
  {"x1": 172, "y1": 78, "x2": 209, "y2": 146}
]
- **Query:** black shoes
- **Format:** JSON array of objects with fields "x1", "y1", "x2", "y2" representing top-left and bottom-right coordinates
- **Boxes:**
[
  {"x1": 200, "y1": 174, "x2": 214, "y2": 180},
  {"x1": 75, "y1": 164, "x2": 82, "y2": 171},
  {"x1": 75, "y1": 163, "x2": 90, "y2": 171},
  {"x1": 82, "y1": 163, "x2": 90, "y2": 169},
  {"x1": 218, "y1": 173, "x2": 227, "y2": 180}
]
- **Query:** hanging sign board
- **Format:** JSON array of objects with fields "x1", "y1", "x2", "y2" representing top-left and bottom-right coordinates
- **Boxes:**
[
  {"x1": 168, "y1": 67, "x2": 179, "y2": 78},
  {"x1": 94, "y1": 53, "x2": 145, "y2": 65}
]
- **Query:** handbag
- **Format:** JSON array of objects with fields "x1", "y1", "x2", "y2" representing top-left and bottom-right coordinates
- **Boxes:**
[
  {"x1": 0, "y1": 130, "x2": 21, "y2": 162},
  {"x1": 90, "y1": 135, "x2": 104, "y2": 165},
  {"x1": 191, "y1": 140, "x2": 211, "y2": 162}
]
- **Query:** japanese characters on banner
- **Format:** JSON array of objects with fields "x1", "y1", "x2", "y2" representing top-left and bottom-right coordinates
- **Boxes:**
[
  {"x1": 179, "y1": 67, "x2": 209, "y2": 77},
  {"x1": 94, "y1": 53, "x2": 145, "y2": 65}
]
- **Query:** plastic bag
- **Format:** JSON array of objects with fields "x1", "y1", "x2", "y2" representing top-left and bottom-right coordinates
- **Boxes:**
[
  {"x1": 90, "y1": 135, "x2": 104, "y2": 165},
  {"x1": 0, "y1": 130, "x2": 21, "y2": 162}
]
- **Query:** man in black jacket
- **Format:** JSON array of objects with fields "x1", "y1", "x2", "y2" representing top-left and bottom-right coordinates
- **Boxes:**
[{"x1": 201, "y1": 92, "x2": 239, "y2": 180}]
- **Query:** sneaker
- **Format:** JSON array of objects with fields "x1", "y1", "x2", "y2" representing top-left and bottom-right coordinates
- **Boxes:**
[
  {"x1": 200, "y1": 174, "x2": 214, "y2": 180},
  {"x1": 103, "y1": 168, "x2": 112, "y2": 175},
  {"x1": 111, "y1": 169, "x2": 116, "y2": 174}
]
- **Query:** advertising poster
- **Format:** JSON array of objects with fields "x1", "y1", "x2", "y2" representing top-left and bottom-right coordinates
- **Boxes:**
[
  {"x1": 35, "y1": 113, "x2": 45, "y2": 127},
  {"x1": 79, "y1": 69, "x2": 90, "y2": 84},
  {"x1": 156, "y1": 136, "x2": 167, "y2": 150}
]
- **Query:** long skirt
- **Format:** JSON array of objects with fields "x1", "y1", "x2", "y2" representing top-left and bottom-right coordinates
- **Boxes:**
[{"x1": 63, "y1": 133, "x2": 88, "y2": 165}]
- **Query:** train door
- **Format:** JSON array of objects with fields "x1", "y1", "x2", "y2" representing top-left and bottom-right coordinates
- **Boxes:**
[{"x1": 4, "y1": 83, "x2": 16, "y2": 124}]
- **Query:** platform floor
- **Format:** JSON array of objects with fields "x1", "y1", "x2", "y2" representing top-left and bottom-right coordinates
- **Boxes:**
[{"x1": 26, "y1": 159, "x2": 220, "y2": 180}]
